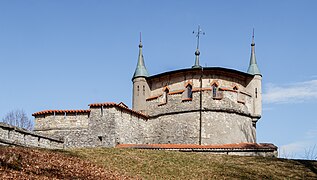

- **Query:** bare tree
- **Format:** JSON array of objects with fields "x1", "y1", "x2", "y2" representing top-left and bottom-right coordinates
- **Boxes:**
[
  {"x1": 304, "y1": 145, "x2": 317, "y2": 160},
  {"x1": 2, "y1": 109, "x2": 33, "y2": 130}
]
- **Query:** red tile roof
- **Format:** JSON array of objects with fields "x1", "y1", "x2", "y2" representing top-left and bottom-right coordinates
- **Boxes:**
[
  {"x1": 116, "y1": 143, "x2": 277, "y2": 150},
  {"x1": 88, "y1": 102, "x2": 117, "y2": 107},
  {"x1": 32, "y1": 109, "x2": 90, "y2": 116},
  {"x1": 146, "y1": 95, "x2": 161, "y2": 101},
  {"x1": 168, "y1": 90, "x2": 185, "y2": 95},
  {"x1": 89, "y1": 102, "x2": 148, "y2": 118},
  {"x1": 33, "y1": 102, "x2": 148, "y2": 118}
]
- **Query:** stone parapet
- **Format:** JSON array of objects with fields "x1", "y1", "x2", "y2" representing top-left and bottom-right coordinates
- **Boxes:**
[{"x1": 0, "y1": 122, "x2": 63, "y2": 149}]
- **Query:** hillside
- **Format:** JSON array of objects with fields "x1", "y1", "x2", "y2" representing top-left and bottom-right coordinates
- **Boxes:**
[
  {"x1": 0, "y1": 146, "x2": 129, "y2": 179},
  {"x1": 1, "y1": 146, "x2": 317, "y2": 179}
]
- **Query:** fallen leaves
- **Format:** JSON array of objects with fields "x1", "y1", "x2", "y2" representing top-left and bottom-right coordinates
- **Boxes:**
[{"x1": 0, "y1": 146, "x2": 130, "y2": 179}]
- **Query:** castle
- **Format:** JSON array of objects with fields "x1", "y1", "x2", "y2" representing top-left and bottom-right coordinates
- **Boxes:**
[{"x1": 32, "y1": 31, "x2": 277, "y2": 156}]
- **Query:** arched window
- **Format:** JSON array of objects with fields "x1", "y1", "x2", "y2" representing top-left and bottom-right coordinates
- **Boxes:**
[
  {"x1": 187, "y1": 85, "x2": 193, "y2": 99},
  {"x1": 212, "y1": 83, "x2": 218, "y2": 98},
  {"x1": 161, "y1": 88, "x2": 169, "y2": 104},
  {"x1": 164, "y1": 88, "x2": 169, "y2": 103},
  {"x1": 186, "y1": 84, "x2": 193, "y2": 99}
]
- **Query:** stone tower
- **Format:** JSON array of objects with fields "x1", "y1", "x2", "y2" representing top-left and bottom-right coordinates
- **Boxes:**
[
  {"x1": 132, "y1": 37, "x2": 150, "y2": 112},
  {"x1": 246, "y1": 31, "x2": 262, "y2": 126}
]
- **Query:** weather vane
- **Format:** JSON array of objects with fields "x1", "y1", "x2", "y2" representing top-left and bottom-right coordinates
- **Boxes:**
[
  {"x1": 193, "y1": 25, "x2": 205, "y2": 50},
  {"x1": 192, "y1": 25, "x2": 205, "y2": 68}
]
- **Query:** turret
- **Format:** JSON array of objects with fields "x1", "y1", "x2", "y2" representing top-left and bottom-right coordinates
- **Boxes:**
[
  {"x1": 132, "y1": 34, "x2": 150, "y2": 112},
  {"x1": 246, "y1": 30, "x2": 262, "y2": 122}
]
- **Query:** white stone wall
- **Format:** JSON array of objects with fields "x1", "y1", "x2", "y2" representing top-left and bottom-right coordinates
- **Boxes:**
[
  {"x1": 146, "y1": 112, "x2": 200, "y2": 144},
  {"x1": 34, "y1": 112, "x2": 89, "y2": 131},
  {"x1": 201, "y1": 111, "x2": 255, "y2": 144}
]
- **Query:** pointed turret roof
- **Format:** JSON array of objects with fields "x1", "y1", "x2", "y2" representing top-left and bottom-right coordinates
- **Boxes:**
[
  {"x1": 132, "y1": 35, "x2": 149, "y2": 80},
  {"x1": 247, "y1": 30, "x2": 261, "y2": 75}
]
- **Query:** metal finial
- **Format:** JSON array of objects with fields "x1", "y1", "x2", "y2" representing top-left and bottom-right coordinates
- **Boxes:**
[
  {"x1": 140, "y1": 32, "x2": 142, "y2": 42},
  {"x1": 192, "y1": 25, "x2": 205, "y2": 68},
  {"x1": 139, "y1": 32, "x2": 143, "y2": 48},
  {"x1": 251, "y1": 28, "x2": 255, "y2": 45},
  {"x1": 193, "y1": 25, "x2": 205, "y2": 50}
]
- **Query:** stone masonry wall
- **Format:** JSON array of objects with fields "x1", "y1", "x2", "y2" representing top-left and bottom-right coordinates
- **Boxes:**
[
  {"x1": 34, "y1": 112, "x2": 89, "y2": 132},
  {"x1": 146, "y1": 112, "x2": 200, "y2": 144},
  {"x1": 201, "y1": 111, "x2": 255, "y2": 144},
  {"x1": 0, "y1": 122, "x2": 63, "y2": 149},
  {"x1": 144, "y1": 83, "x2": 255, "y2": 145},
  {"x1": 34, "y1": 106, "x2": 148, "y2": 148}
]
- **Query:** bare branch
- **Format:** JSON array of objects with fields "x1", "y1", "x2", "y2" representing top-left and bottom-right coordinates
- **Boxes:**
[{"x1": 2, "y1": 109, "x2": 33, "y2": 130}]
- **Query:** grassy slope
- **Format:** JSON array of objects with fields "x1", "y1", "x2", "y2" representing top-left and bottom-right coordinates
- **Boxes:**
[
  {"x1": 69, "y1": 148, "x2": 317, "y2": 179},
  {"x1": 1, "y1": 146, "x2": 316, "y2": 179}
]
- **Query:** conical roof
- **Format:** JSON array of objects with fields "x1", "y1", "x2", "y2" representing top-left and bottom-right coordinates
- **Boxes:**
[
  {"x1": 247, "y1": 31, "x2": 261, "y2": 75},
  {"x1": 132, "y1": 40, "x2": 149, "y2": 79}
]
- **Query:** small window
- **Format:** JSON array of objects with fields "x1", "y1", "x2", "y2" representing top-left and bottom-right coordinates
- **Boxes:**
[
  {"x1": 143, "y1": 85, "x2": 145, "y2": 96},
  {"x1": 161, "y1": 88, "x2": 169, "y2": 104},
  {"x1": 255, "y1": 88, "x2": 258, "y2": 98},
  {"x1": 98, "y1": 136, "x2": 103, "y2": 142},
  {"x1": 233, "y1": 86, "x2": 238, "y2": 91},
  {"x1": 137, "y1": 86, "x2": 140, "y2": 96},
  {"x1": 212, "y1": 84, "x2": 218, "y2": 98},
  {"x1": 164, "y1": 89, "x2": 169, "y2": 103},
  {"x1": 184, "y1": 84, "x2": 193, "y2": 99}
]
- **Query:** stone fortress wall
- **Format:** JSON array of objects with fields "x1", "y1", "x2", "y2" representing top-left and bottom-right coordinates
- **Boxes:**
[
  {"x1": 33, "y1": 68, "x2": 260, "y2": 148},
  {"x1": 0, "y1": 122, "x2": 63, "y2": 149},
  {"x1": 134, "y1": 68, "x2": 261, "y2": 145},
  {"x1": 33, "y1": 104, "x2": 148, "y2": 148},
  {"x1": 30, "y1": 34, "x2": 276, "y2": 156}
]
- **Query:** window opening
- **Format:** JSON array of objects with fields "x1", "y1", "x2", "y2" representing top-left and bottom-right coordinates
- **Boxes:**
[
  {"x1": 255, "y1": 88, "x2": 258, "y2": 98},
  {"x1": 186, "y1": 85, "x2": 193, "y2": 99},
  {"x1": 143, "y1": 85, "x2": 145, "y2": 96},
  {"x1": 162, "y1": 88, "x2": 169, "y2": 103},
  {"x1": 137, "y1": 85, "x2": 139, "y2": 96},
  {"x1": 98, "y1": 136, "x2": 103, "y2": 142},
  {"x1": 212, "y1": 84, "x2": 218, "y2": 98}
]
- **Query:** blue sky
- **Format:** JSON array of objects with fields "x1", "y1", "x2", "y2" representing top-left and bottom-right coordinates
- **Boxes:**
[{"x1": 0, "y1": 1, "x2": 316, "y2": 159}]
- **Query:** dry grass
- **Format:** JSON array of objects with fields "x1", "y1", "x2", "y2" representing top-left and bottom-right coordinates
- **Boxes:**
[
  {"x1": 0, "y1": 146, "x2": 130, "y2": 179},
  {"x1": 69, "y1": 148, "x2": 317, "y2": 179},
  {"x1": 1, "y1": 146, "x2": 316, "y2": 179}
]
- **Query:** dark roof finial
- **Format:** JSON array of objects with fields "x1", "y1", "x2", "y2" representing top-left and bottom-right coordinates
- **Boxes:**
[
  {"x1": 192, "y1": 25, "x2": 205, "y2": 68},
  {"x1": 251, "y1": 28, "x2": 255, "y2": 46},
  {"x1": 139, "y1": 32, "x2": 143, "y2": 48}
]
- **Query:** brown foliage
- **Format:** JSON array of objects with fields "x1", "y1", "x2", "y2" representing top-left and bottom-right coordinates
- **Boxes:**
[{"x1": 0, "y1": 146, "x2": 130, "y2": 179}]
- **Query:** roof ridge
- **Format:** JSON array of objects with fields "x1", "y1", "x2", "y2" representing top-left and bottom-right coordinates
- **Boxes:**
[{"x1": 32, "y1": 109, "x2": 90, "y2": 116}]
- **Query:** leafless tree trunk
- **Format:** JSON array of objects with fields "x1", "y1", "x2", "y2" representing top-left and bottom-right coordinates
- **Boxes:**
[{"x1": 2, "y1": 109, "x2": 33, "y2": 130}]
